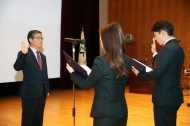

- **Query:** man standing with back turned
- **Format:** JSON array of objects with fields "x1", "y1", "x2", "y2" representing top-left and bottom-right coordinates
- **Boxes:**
[
  {"x1": 14, "y1": 30, "x2": 50, "y2": 126},
  {"x1": 132, "y1": 20, "x2": 184, "y2": 126}
]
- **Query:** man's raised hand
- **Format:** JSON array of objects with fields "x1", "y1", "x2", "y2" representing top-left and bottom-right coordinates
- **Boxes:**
[
  {"x1": 151, "y1": 38, "x2": 156, "y2": 54},
  {"x1": 21, "y1": 41, "x2": 28, "y2": 54}
]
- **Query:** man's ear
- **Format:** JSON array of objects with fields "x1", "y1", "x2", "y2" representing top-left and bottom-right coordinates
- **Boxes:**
[
  {"x1": 161, "y1": 31, "x2": 167, "y2": 37},
  {"x1": 29, "y1": 38, "x2": 32, "y2": 43}
]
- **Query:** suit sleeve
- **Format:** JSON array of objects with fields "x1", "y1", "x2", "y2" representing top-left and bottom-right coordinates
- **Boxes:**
[
  {"x1": 13, "y1": 51, "x2": 26, "y2": 71},
  {"x1": 138, "y1": 46, "x2": 173, "y2": 81},
  {"x1": 70, "y1": 56, "x2": 104, "y2": 90}
]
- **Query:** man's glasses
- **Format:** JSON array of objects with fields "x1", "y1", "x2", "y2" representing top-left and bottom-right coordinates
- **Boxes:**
[{"x1": 32, "y1": 37, "x2": 44, "y2": 40}]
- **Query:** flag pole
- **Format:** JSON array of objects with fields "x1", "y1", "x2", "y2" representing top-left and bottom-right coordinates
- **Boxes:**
[{"x1": 78, "y1": 27, "x2": 87, "y2": 66}]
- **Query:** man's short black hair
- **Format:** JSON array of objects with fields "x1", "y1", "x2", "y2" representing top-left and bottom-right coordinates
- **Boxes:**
[
  {"x1": 27, "y1": 30, "x2": 42, "y2": 44},
  {"x1": 151, "y1": 20, "x2": 174, "y2": 36}
]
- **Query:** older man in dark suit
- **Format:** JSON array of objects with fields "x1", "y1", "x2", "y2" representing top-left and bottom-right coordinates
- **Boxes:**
[
  {"x1": 14, "y1": 30, "x2": 50, "y2": 126},
  {"x1": 132, "y1": 20, "x2": 185, "y2": 126}
]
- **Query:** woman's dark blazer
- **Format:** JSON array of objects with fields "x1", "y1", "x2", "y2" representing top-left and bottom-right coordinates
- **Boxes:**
[{"x1": 70, "y1": 54, "x2": 131, "y2": 118}]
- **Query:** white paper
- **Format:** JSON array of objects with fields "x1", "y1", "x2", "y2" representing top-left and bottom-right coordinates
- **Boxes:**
[{"x1": 80, "y1": 65, "x2": 92, "y2": 75}]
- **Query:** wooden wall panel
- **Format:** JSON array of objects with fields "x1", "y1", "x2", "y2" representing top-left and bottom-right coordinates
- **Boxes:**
[
  {"x1": 181, "y1": 43, "x2": 190, "y2": 69},
  {"x1": 108, "y1": 0, "x2": 190, "y2": 88},
  {"x1": 137, "y1": 44, "x2": 152, "y2": 61}
]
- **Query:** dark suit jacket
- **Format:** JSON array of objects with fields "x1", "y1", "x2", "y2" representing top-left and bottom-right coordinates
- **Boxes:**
[
  {"x1": 138, "y1": 39, "x2": 184, "y2": 106},
  {"x1": 70, "y1": 54, "x2": 131, "y2": 118},
  {"x1": 14, "y1": 48, "x2": 50, "y2": 98}
]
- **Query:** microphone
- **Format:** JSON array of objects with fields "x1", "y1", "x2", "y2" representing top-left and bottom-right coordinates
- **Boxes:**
[{"x1": 64, "y1": 38, "x2": 86, "y2": 45}]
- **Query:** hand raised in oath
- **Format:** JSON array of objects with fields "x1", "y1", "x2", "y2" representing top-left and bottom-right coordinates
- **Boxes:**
[{"x1": 21, "y1": 41, "x2": 28, "y2": 54}]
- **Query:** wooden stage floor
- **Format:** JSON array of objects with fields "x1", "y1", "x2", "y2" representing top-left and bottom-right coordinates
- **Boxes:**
[{"x1": 0, "y1": 86, "x2": 189, "y2": 126}]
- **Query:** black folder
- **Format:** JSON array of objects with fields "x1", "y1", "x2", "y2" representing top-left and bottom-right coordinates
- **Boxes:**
[
  {"x1": 132, "y1": 58, "x2": 153, "y2": 72},
  {"x1": 63, "y1": 51, "x2": 88, "y2": 78},
  {"x1": 132, "y1": 58, "x2": 146, "y2": 72}
]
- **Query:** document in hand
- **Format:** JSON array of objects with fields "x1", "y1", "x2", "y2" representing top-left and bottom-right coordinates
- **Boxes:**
[
  {"x1": 80, "y1": 65, "x2": 91, "y2": 75},
  {"x1": 63, "y1": 51, "x2": 91, "y2": 78},
  {"x1": 132, "y1": 58, "x2": 153, "y2": 72}
]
